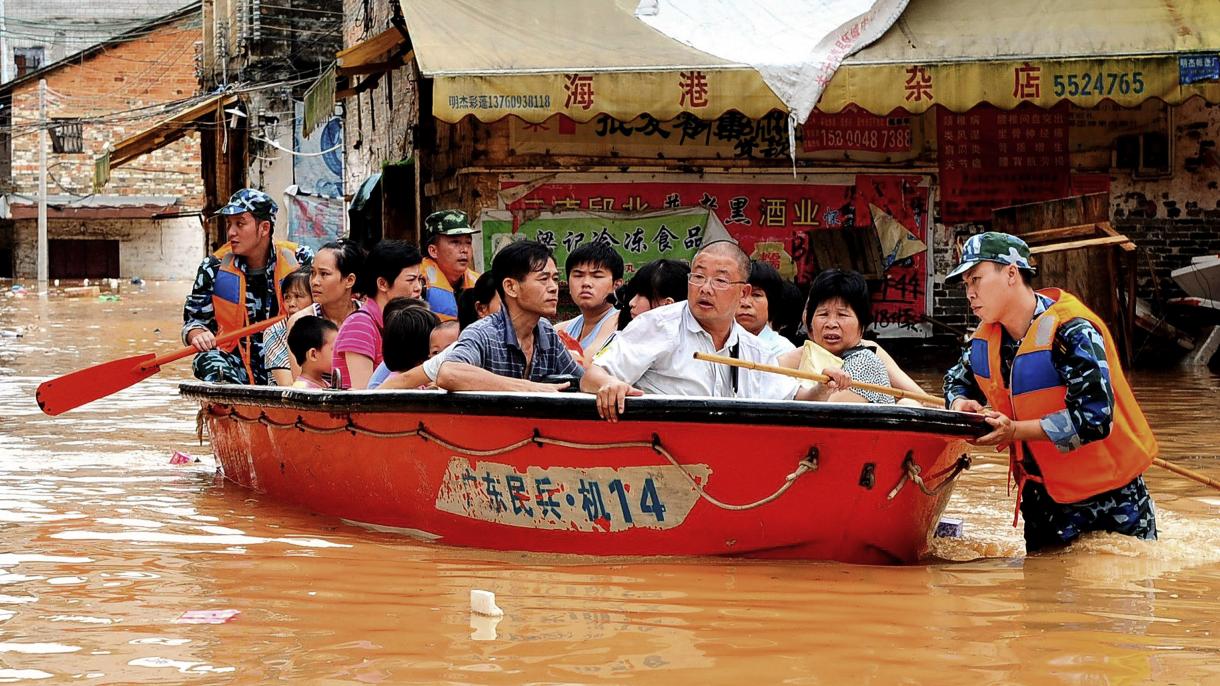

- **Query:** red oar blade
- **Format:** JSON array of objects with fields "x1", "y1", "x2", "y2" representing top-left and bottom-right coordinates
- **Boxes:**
[{"x1": 36, "y1": 353, "x2": 160, "y2": 416}]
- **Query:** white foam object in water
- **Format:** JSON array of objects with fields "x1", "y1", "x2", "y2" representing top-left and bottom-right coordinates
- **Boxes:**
[{"x1": 470, "y1": 590, "x2": 503, "y2": 617}]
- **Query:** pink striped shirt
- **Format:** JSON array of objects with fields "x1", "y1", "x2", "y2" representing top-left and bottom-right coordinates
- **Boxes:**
[{"x1": 332, "y1": 298, "x2": 383, "y2": 389}]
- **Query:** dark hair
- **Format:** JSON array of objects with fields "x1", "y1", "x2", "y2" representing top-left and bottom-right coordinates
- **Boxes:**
[
  {"x1": 383, "y1": 306, "x2": 439, "y2": 372},
  {"x1": 994, "y1": 261, "x2": 1035, "y2": 286},
  {"x1": 565, "y1": 242, "x2": 625, "y2": 280},
  {"x1": 458, "y1": 271, "x2": 499, "y2": 329},
  {"x1": 317, "y1": 238, "x2": 366, "y2": 280},
  {"x1": 774, "y1": 279, "x2": 808, "y2": 346},
  {"x1": 280, "y1": 266, "x2": 312, "y2": 295},
  {"x1": 287, "y1": 315, "x2": 338, "y2": 365},
  {"x1": 356, "y1": 240, "x2": 423, "y2": 298},
  {"x1": 384, "y1": 296, "x2": 428, "y2": 324},
  {"x1": 746, "y1": 260, "x2": 785, "y2": 313},
  {"x1": 631, "y1": 259, "x2": 690, "y2": 305},
  {"x1": 804, "y1": 269, "x2": 873, "y2": 331},
  {"x1": 491, "y1": 240, "x2": 553, "y2": 304}
]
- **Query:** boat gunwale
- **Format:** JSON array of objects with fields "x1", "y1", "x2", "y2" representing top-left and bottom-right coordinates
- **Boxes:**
[{"x1": 180, "y1": 382, "x2": 989, "y2": 437}]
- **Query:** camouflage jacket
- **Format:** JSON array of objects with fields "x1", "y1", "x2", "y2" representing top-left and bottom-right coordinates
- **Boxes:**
[
  {"x1": 180, "y1": 244, "x2": 313, "y2": 367},
  {"x1": 943, "y1": 292, "x2": 1115, "y2": 454}
]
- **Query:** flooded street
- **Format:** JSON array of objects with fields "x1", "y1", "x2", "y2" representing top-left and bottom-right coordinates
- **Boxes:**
[{"x1": 2, "y1": 282, "x2": 1219, "y2": 684}]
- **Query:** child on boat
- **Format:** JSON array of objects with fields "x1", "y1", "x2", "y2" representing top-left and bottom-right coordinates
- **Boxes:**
[
  {"x1": 555, "y1": 242, "x2": 624, "y2": 366},
  {"x1": 379, "y1": 306, "x2": 441, "y2": 388},
  {"x1": 263, "y1": 267, "x2": 314, "y2": 386},
  {"x1": 288, "y1": 315, "x2": 338, "y2": 389}
]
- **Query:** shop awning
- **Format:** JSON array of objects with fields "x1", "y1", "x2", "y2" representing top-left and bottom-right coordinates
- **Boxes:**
[
  {"x1": 399, "y1": 0, "x2": 1220, "y2": 123},
  {"x1": 94, "y1": 93, "x2": 236, "y2": 191}
]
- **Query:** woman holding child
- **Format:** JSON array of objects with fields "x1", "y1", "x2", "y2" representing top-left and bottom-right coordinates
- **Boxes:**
[{"x1": 265, "y1": 239, "x2": 365, "y2": 386}]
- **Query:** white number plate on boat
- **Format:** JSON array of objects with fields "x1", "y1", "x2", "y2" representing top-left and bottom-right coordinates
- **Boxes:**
[{"x1": 434, "y1": 458, "x2": 711, "y2": 532}]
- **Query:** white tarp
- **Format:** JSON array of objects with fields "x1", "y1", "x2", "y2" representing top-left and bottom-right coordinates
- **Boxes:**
[{"x1": 635, "y1": 0, "x2": 908, "y2": 162}]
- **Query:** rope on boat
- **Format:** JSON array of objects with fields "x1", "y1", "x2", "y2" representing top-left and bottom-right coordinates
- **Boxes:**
[
  {"x1": 888, "y1": 452, "x2": 972, "y2": 500},
  {"x1": 205, "y1": 406, "x2": 822, "y2": 511}
]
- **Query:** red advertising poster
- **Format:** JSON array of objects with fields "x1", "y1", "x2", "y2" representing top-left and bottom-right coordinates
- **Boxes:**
[
  {"x1": 803, "y1": 106, "x2": 914, "y2": 153},
  {"x1": 937, "y1": 103, "x2": 1071, "y2": 222},
  {"x1": 503, "y1": 175, "x2": 931, "y2": 336}
]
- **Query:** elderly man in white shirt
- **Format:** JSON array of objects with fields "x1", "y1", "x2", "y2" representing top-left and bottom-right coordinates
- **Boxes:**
[{"x1": 585, "y1": 241, "x2": 842, "y2": 419}]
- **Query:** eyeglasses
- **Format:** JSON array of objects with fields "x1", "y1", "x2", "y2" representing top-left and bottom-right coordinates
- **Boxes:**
[{"x1": 688, "y1": 273, "x2": 747, "y2": 291}]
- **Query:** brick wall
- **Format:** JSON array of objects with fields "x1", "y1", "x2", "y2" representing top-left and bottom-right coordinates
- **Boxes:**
[
  {"x1": 1111, "y1": 98, "x2": 1220, "y2": 302},
  {"x1": 7, "y1": 14, "x2": 205, "y2": 206},
  {"x1": 341, "y1": 0, "x2": 417, "y2": 206},
  {"x1": 11, "y1": 216, "x2": 205, "y2": 280}
]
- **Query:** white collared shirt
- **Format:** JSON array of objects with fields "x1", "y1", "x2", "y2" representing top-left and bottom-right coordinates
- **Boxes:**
[
  {"x1": 757, "y1": 324, "x2": 797, "y2": 357},
  {"x1": 594, "y1": 302, "x2": 799, "y2": 399}
]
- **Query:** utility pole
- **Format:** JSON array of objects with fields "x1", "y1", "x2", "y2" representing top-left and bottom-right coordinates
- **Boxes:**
[
  {"x1": 37, "y1": 79, "x2": 48, "y2": 289},
  {"x1": 0, "y1": 0, "x2": 10, "y2": 83}
]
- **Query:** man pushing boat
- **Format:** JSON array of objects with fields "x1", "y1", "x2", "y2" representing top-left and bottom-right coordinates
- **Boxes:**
[{"x1": 943, "y1": 232, "x2": 1159, "y2": 552}]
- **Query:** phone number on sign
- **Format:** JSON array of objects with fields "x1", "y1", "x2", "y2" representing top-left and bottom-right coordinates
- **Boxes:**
[
  {"x1": 806, "y1": 128, "x2": 912, "y2": 152},
  {"x1": 1052, "y1": 71, "x2": 1145, "y2": 97}
]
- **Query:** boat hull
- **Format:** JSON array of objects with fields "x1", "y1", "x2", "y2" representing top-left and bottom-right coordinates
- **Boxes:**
[{"x1": 182, "y1": 384, "x2": 986, "y2": 564}]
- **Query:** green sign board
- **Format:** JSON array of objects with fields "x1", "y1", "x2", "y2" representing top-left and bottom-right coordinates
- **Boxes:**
[{"x1": 478, "y1": 208, "x2": 729, "y2": 275}]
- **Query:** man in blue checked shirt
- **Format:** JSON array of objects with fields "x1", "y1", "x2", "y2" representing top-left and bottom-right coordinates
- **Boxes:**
[{"x1": 437, "y1": 240, "x2": 638, "y2": 420}]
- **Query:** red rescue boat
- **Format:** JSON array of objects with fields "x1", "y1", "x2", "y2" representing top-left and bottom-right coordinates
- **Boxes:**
[{"x1": 182, "y1": 383, "x2": 987, "y2": 564}]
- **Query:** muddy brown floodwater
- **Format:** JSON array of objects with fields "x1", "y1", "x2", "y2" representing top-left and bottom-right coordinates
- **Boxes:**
[{"x1": 1, "y1": 281, "x2": 1219, "y2": 684}]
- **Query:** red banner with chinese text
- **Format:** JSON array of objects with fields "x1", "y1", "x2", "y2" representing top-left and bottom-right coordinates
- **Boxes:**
[
  {"x1": 937, "y1": 103, "x2": 1071, "y2": 222},
  {"x1": 503, "y1": 176, "x2": 930, "y2": 336}
]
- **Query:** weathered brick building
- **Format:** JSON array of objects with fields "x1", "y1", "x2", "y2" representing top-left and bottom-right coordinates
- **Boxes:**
[
  {"x1": 340, "y1": 1, "x2": 1219, "y2": 361},
  {"x1": 0, "y1": 4, "x2": 206, "y2": 280},
  {"x1": 197, "y1": 0, "x2": 343, "y2": 248}
]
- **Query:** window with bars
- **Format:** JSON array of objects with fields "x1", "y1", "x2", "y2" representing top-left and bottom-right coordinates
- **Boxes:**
[{"x1": 50, "y1": 119, "x2": 84, "y2": 154}]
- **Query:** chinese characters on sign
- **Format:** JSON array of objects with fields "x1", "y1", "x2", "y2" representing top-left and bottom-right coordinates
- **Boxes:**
[
  {"x1": 937, "y1": 103, "x2": 1071, "y2": 222},
  {"x1": 433, "y1": 459, "x2": 707, "y2": 532},
  {"x1": 496, "y1": 177, "x2": 931, "y2": 335}
]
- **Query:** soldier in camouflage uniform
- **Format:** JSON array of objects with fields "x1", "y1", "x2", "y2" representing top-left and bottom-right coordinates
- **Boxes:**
[
  {"x1": 182, "y1": 189, "x2": 313, "y2": 384},
  {"x1": 943, "y1": 232, "x2": 1157, "y2": 553}
]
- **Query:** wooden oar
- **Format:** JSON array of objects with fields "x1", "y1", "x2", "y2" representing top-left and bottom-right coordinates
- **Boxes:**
[
  {"x1": 36, "y1": 316, "x2": 286, "y2": 416},
  {"x1": 693, "y1": 352, "x2": 944, "y2": 407},
  {"x1": 1152, "y1": 457, "x2": 1220, "y2": 492}
]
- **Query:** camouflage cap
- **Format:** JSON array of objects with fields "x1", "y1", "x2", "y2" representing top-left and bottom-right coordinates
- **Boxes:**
[
  {"x1": 424, "y1": 209, "x2": 480, "y2": 238},
  {"x1": 946, "y1": 231, "x2": 1037, "y2": 283},
  {"x1": 216, "y1": 188, "x2": 278, "y2": 220}
]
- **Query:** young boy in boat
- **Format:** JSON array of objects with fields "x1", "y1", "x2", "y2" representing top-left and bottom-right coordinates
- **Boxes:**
[
  {"x1": 943, "y1": 232, "x2": 1158, "y2": 552},
  {"x1": 287, "y1": 315, "x2": 338, "y2": 389},
  {"x1": 182, "y1": 188, "x2": 312, "y2": 385},
  {"x1": 436, "y1": 240, "x2": 629, "y2": 404},
  {"x1": 263, "y1": 267, "x2": 314, "y2": 386},
  {"x1": 555, "y1": 242, "x2": 624, "y2": 366}
]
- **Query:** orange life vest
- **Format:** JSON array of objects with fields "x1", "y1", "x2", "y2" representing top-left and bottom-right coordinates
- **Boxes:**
[
  {"x1": 211, "y1": 240, "x2": 301, "y2": 382},
  {"x1": 422, "y1": 256, "x2": 479, "y2": 322},
  {"x1": 969, "y1": 288, "x2": 1157, "y2": 504}
]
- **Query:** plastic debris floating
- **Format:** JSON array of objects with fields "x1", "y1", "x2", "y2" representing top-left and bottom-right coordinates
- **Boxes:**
[{"x1": 470, "y1": 590, "x2": 503, "y2": 617}]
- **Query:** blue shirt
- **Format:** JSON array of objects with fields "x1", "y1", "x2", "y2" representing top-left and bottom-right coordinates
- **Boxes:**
[{"x1": 444, "y1": 309, "x2": 584, "y2": 382}]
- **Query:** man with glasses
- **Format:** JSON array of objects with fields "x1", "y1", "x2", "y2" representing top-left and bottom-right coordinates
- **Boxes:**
[
  {"x1": 590, "y1": 241, "x2": 828, "y2": 406},
  {"x1": 182, "y1": 188, "x2": 312, "y2": 384}
]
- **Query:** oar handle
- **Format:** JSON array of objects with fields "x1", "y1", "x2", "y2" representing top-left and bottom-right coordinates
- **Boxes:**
[
  {"x1": 143, "y1": 315, "x2": 288, "y2": 371},
  {"x1": 1152, "y1": 457, "x2": 1220, "y2": 492},
  {"x1": 693, "y1": 352, "x2": 944, "y2": 407}
]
